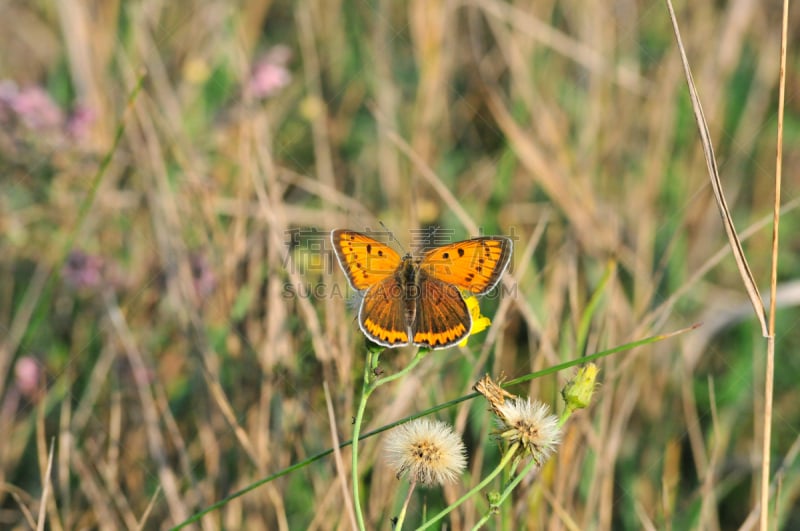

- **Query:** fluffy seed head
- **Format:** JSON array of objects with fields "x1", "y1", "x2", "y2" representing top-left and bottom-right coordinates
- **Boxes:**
[
  {"x1": 495, "y1": 397, "x2": 561, "y2": 465},
  {"x1": 384, "y1": 419, "x2": 467, "y2": 487}
]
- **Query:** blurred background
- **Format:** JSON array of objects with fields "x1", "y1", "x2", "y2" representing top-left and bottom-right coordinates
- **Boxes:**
[{"x1": 1, "y1": 1, "x2": 799, "y2": 529}]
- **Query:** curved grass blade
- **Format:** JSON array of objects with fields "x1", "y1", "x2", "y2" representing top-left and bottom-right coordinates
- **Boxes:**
[{"x1": 664, "y1": 0, "x2": 767, "y2": 336}]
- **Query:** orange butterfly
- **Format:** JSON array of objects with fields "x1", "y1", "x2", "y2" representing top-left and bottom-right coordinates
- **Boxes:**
[{"x1": 331, "y1": 229, "x2": 513, "y2": 349}]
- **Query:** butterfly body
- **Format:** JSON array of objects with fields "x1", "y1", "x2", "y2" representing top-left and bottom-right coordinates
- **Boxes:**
[
  {"x1": 331, "y1": 229, "x2": 512, "y2": 349},
  {"x1": 398, "y1": 256, "x2": 420, "y2": 329}
]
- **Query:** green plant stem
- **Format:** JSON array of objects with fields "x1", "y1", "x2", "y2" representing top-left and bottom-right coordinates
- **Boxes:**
[
  {"x1": 474, "y1": 406, "x2": 578, "y2": 529},
  {"x1": 558, "y1": 408, "x2": 574, "y2": 428},
  {"x1": 351, "y1": 348, "x2": 428, "y2": 530},
  {"x1": 394, "y1": 479, "x2": 417, "y2": 530},
  {"x1": 350, "y1": 351, "x2": 375, "y2": 530},
  {"x1": 473, "y1": 510, "x2": 492, "y2": 529},
  {"x1": 500, "y1": 452, "x2": 513, "y2": 531},
  {"x1": 472, "y1": 453, "x2": 540, "y2": 531},
  {"x1": 418, "y1": 443, "x2": 520, "y2": 530}
]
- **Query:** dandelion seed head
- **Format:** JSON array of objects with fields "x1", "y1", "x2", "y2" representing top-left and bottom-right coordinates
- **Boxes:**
[
  {"x1": 384, "y1": 419, "x2": 467, "y2": 487},
  {"x1": 496, "y1": 397, "x2": 561, "y2": 464}
]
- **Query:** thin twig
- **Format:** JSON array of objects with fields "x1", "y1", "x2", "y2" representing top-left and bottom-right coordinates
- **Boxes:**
[{"x1": 762, "y1": 0, "x2": 789, "y2": 528}]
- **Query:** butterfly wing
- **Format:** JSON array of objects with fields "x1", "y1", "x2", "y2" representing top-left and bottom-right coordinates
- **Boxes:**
[
  {"x1": 358, "y1": 275, "x2": 411, "y2": 347},
  {"x1": 419, "y1": 237, "x2": 512, "y2": 294},
  {"x1": 331, "y1": 229, "x2": 402, "y2": 290},
  {"x1": 412, "y1": 271, "x2": 471, "y2": 349}
]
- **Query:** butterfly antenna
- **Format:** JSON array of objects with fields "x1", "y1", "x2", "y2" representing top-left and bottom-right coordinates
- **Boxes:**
[{"x1": 379, "y1": 221, "x2": 408, "y2": 255}]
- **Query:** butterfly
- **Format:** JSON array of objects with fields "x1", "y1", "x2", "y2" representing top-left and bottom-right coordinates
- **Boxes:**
[{"x1": 331, "y1": 229, "x2": 513, "y2": 349}]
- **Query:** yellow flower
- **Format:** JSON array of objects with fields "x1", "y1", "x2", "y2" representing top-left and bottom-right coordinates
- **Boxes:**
[{"x1": 458, "y1": 295, "x2": 491, "y2": 347}]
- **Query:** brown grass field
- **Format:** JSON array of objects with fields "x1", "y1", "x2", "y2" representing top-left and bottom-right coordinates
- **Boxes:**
[{"x1": 1, "y1": 1, "x2": 799, "y2": 529}]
